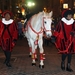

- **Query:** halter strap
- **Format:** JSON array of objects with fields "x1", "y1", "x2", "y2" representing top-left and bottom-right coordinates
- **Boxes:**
[
  {"x1": 28, "y1": 17, "x2": 43, "y2": 35},
  {"x1": 43, "y1": 17, "x2": 52, "y2": 32}
]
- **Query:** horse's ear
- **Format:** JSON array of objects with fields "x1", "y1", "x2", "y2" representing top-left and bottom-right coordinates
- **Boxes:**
[
  {"x1": 43, "y1": 11, "x2": 46, "y2": 16},
  {"x1": 49, "y1": 11, "x2": 53, "y2": 17}
]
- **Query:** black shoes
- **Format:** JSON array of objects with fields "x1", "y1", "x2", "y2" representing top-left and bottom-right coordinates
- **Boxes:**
[
  {"x1": 4, "y1": 60, "x2": 12, "y2": 67},
  {"x1": 61, "y1": 61, "x2": 65, "y2": 70},
  {"x1": 61, "y1": 62, "x2": 73, "y2": 72},
  {"x1": 66, "y1": 63, "x2": 73, "y2": 72},
  {"x1": 6, "y1": 63, "x2": 12, "y2": 67},
  {"x1": 66, "y1": 67, "x2": 73, "y2": 72}
]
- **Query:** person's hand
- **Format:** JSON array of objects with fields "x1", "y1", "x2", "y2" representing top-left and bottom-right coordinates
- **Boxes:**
[
  {"x1": 12, "y1": 39, "x2": 17, "y2": 47},
  {"x1": 70, "y1": 32, "x2": 75, "y2": 37},
  {"x1": 51, "y1": 36, "x2": 56, "y2": 43},
  {"x1": 13, "y1": 39, "x2": 17, "y2": 43}
]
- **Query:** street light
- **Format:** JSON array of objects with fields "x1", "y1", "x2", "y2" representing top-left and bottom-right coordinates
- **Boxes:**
[{"x1": 27, "y1": 2, "x2": 35, "y2": 7}]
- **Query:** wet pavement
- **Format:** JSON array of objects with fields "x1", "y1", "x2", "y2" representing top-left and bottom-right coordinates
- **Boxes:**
[{"x1": 0, "y1": 38, "x2": 75, "y2": 75}]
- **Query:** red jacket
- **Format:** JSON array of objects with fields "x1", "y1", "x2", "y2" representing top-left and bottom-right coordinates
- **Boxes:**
[
  {"x1": 0, "y1": 20, "x2": 18, "y2": 51},
  {"x1": 53, "y1": 20, "x2": 75, "y2": 54}
]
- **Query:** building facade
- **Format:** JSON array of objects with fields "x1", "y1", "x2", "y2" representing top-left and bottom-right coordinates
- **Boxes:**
[{"x1": 0, "y1": 0, "x2": 75, "y2": 18}]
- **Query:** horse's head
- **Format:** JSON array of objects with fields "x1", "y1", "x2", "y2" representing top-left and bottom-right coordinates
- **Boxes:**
[{"x1": 43, "y1": 11, "x2": 53, "y2": 38}]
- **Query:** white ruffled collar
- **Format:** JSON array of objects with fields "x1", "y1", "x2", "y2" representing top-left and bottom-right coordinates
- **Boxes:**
[
  {"x1": 2, "y1": 18, "x2": 13, "y2": 25},
  {"x1": 61, "y1": 17, "x2": 74, "y2": 25}
]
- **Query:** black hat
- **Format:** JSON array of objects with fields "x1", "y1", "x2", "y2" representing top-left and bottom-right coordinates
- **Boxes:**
[{"x1": 62, "y1": 9, "x2": 74, "y2": 17}]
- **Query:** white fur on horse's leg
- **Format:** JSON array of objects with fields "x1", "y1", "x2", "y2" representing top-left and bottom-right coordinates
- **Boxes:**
[
  {"x1": 29, "y1": 47, "x2": 32, "y2": 57},
  {"x1": 40, "y1": 53, "x2": 45, "y2": 65},
  {"x1": 39, "y1": 53, "x2": 45, "y2": 68},
  {"x1": 29, "y1": 51, "x2": 32, "y2": 55},
  {"x1": 40, "y1": 60, "x2": 44, "y2": 65},
  {"x1": 32, "y1": 59, "x2": 36, "y2": 63},
  {"x1": 35, "y1": 53, "x2": 37, "y2": 59},
  {"x1": 32, "y1": 53, "x2": 36, "y2": 66},
  {"x1": 34, "y1": 49, "x2": 38, "y2": 60},
  {"x1": 34, "y1": 46, "x2": 38, "y2": 60}
]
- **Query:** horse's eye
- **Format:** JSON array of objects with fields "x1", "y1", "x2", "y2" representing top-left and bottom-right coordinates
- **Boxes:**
[{"x1": 44, "y1": 21, "x2": 46, "y2": 24}]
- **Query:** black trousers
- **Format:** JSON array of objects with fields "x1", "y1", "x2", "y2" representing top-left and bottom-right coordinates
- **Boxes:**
[
  {"x1": 4, "y1": 51, "x2": 11, "y2": 63},
  {"x1": 62, "y1": 54, "x2": 72, "y2": 63}
]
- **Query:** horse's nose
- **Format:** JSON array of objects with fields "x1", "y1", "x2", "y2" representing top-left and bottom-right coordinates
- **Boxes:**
[
  {"x1": 47, "y1": 34, "x2": 51, "y2": 38},
  {"x1": 46, "y1": 33, "x2": 52, "y2": 37}
]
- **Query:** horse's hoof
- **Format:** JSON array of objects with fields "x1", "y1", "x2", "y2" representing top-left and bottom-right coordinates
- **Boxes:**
[
  {"x1": 29, "y1": 55, "x2": 31, "y2": 57},
  {"x1": 32, "y1": 63, "x2": 36, "y2": 66},
  {"x1": 39, "y1": 65, "x2": 44, "y2": 69}
]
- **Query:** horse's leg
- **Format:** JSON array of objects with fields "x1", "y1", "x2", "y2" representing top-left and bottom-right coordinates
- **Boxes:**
[
  {"x1": 29, "y1": 47, "x2": 32, "y2": 57},
  {"x1": 38, "y1": 38, "x2": 45, "y2": 69},
  {"x1": 32, "y1": 50, "x2": 37, "y2": 66},
  {"x1": 34, "y1": 45, "x2": 38, "y2": 61},
  {"x1": 30, "y1": 39, "x2": 36, "y2": 66},
  {"x1": 28, "y1": 40, "x2": 38, "y2": 59},
  {"x1": 27, "y1": 38, "x2": 32, "y2": 57}
]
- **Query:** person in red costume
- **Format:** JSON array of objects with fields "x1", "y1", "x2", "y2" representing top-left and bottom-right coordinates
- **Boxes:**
[
  {"x1": 53, "y1": 9, "x2": 75, "y2": 72},
  {"x1": 0, "y1": 10, "x2": 18, "y2": 67}
]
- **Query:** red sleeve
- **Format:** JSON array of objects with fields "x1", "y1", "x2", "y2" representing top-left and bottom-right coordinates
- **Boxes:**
[
  {"x1": 12, "y1": 21, "x2": 18, "y2": 40},
  {"x1": 53, "y1": 21, "x2": 61, "y2": 37}
]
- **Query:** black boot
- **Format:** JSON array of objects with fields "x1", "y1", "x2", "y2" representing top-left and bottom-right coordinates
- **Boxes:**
[
  {"x1": 61, "y1": 61, "x2": 65, "y2": 70},
  {"x1": 6, "y1": 62, "x2": 12, "y2": 67},
  {"x1": 5, "y1": 51, "x2": 12, "y2": 67},
  {"x1": 66, "y1": 63, "x2": 73, "y2": 72}
]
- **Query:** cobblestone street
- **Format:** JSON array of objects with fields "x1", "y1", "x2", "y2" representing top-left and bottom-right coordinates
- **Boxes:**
[{"x1": 0, "y1": 38, "x2": 75, "y2": 75}]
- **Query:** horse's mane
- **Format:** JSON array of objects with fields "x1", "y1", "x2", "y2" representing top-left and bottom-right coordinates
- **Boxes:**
[
  {"x1": 32, "y1": 12, "x2": 43, "y2": 20},
  {"x1": 31, "y1": 12, "x2": 43, "y2": 27}
]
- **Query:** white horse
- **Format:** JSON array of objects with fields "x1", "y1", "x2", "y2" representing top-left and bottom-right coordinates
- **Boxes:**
[{"x1": 24, "y1": 11, "x2": 53, "y2": 69}]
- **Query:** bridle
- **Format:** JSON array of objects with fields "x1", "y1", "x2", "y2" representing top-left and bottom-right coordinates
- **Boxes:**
[
  {"x1": 27, "y1": 16, "x2": 52, "y2": 37},
  {"x1": 43, "y1": 17, "x2": 52, "y2": 32}
]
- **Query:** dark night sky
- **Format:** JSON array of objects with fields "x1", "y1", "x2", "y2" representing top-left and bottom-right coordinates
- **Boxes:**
[{"x1": 25, "y1": 0, "x2": 46, "y2": 13}]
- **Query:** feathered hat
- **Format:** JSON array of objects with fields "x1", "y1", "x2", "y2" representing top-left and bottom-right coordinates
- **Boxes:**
[
  {"x1": 62, "y1": 9, "x2": 74, "y2": 17},
  {"x1": 2, "y1": 10, "x2": 13, "y2": 17}
]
